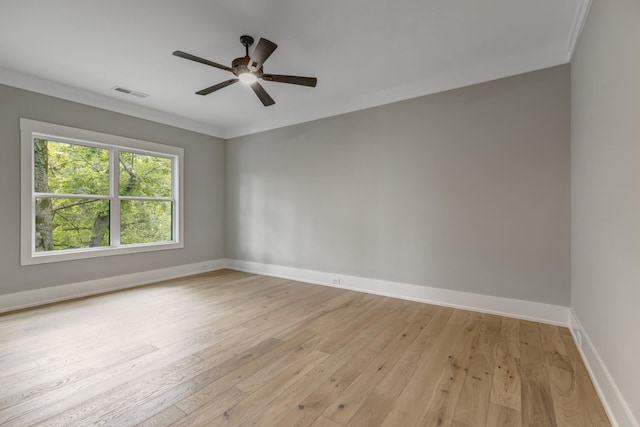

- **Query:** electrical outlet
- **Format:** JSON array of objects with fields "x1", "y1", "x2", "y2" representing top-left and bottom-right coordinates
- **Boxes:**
[{"x1": 331, "y1": 277, "x2": 341, "y2": 285}]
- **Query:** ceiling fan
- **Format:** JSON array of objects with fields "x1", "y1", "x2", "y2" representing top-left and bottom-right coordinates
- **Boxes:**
[{"x1": 173, "y1": 35, "x2": 317, "y2": 107}]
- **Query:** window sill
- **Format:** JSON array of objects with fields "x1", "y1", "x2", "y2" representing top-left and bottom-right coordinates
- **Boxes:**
[{"x1": 21, "y1": 241, "x2": 184, "y2": 266}]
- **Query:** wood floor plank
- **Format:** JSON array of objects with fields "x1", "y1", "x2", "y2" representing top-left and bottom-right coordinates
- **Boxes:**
[
  {"x1": 519, "y1": 320, "x2": 557, "y2": 427},
  {"x1": 487, "y1": 402, "x2": 523, "y2": 427},
  {"x1": 0, "y1": 344, "x2": 158, "y2": 411},
  {"x1": 1, "y1": 316, "x2": 278, "y2": 425},
  {"x1": 561, "y1": 334, "x2": 611, "y2": 426},
  {"x1": 0, "y1": 272, "x2": 269, "y2": 355},
  {"x1": 267, "y1": 312, "x2": 427, "y2": 427},
  {"x1": 29, "y1": 338, "x2": 284, "y2": 426},
  {"x1": 0, "y1": 270, "x2": 611, "y2": 427},
  {"x1": 315, "y1": 297, "x2": 398, "y2": 354},
  {"x1": 500, "y1": 317, "x2": 521, "y2": 358},
  {"x1": 451, "y1": 314, "x2": 502, "y2": 427},
  {"x1": 171, "y1": 387, "x2": 247, "y2": 427},
  {"x1": 310, "y1": 415, "x2": 345, "y2": 427},
  {"x1": 545, "y1": 349, "x2": 590, "y2": 426},
  {"x1": 209, "y1": 348, "x2": 331, "y2": 426},
  {"x1": 378, "y1": 309, "x2": 469, "y2": 427},
  {"x1": 138, "y1": 405, "x2": 187, "y2": 427},
  {"x1": 323, "y1": 308, "x2": 450, "y2": 425},
  {"x1": 171, "y1": 328, "x2": 321, "y2": 415},
  {"x1": 241, "y1": 324, "x2": 386, "y2": 427},
  {"x1": 490, "y1": 343, "x2": 522, "y2": 410},
  {"x1": 539, "y1": 324, "x2": 568, "y2": 356},
  {"x1": 417, "y1": 313, "x2": 484, "y2": 427}
]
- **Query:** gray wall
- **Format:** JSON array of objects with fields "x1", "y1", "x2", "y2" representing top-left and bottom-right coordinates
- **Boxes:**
[
  {"x1": 571, "y1": 0, "x2": 640, "y2": 422},
  {"x1": 227, "y1": 65, "x2": 571, "y2": 305},
  {"x1": 0, "y1": 84, "x2": 226, "y2": 295}
]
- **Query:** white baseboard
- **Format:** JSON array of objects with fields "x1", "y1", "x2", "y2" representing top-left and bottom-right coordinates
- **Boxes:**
[
  {"x1": 569, "y1": 309, "x2": 639, "y2": 427},
  {"x1": 0, "y1": 259, "x2": 226, "y2": 314},
  {"x1": 225, "y1": 259, "x2": 569, "y2": 326},
  {"x1": 1, "y1": 258, "x2": 569, "y2": 326}
]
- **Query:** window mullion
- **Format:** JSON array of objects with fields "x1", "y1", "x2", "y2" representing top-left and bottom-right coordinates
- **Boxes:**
[
  {"x1": 110, "y1": 148, "x2": 121, "y2": 247},
  {"x1": 33, "y1": 193, "x2": 112, "y2": 200},
  {"x1": 30, "y1": 136, "x2": 36, "y2": 254},
  {"x1": 172, "y1": 156, "x2": 178, "y2": 242},
  {"x1": 119, "y1": 196, "x2": 173, "y2": 202}
]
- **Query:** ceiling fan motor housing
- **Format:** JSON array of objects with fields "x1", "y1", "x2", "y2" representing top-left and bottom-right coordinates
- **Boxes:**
[{"x1": 231, "y1": 56, "x2": 260, "y2": 77}]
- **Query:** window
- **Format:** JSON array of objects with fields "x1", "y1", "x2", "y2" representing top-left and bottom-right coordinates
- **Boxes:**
[{"x1": 21, "y1": 119, "x2": 184, "y2": 265}]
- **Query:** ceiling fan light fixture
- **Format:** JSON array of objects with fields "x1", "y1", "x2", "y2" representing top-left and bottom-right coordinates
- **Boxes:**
[{"x1": 238, "y1": 72, "x2": 258, "y2": 85}]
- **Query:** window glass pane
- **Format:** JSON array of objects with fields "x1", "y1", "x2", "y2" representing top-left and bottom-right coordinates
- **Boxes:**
[
  {"x1": 120, "y1": 200, "x2": 172, "y2": 244},
  {"x1": 119, "y1": 151, "x2": 172, "y2": 198},
  {"x1": 34, "y1": 139, "x2": 110, "y2": 195},
  {"x1": 35, "y1": 198, "x2": 110, "y2": 251}
]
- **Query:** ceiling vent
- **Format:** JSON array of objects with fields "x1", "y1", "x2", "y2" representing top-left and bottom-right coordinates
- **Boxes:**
[{"x1": 112, "y1": 86, "x2": 150, "y2": 98}]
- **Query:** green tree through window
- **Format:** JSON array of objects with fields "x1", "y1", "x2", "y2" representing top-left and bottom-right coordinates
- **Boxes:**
[
  {"x1": 33, "y1": 139, "x2": 174, "y2": 252},
  {"x1": 119, "y1": 151, "x2": 173, "y2": 244}
]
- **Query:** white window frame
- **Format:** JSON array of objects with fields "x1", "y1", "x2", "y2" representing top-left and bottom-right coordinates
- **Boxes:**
[{"x1": 20, "y1": 118, "x2": 184, "y2": 266}]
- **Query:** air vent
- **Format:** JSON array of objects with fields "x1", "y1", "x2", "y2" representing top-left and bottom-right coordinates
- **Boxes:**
[{"x1": 112, "y1": 86, "x2": 150, "y2": 98}]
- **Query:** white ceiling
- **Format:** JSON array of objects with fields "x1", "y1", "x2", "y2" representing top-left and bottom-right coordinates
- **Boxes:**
[{"x1": 0, "y1": 0, "x2": 589, "y2": 138}]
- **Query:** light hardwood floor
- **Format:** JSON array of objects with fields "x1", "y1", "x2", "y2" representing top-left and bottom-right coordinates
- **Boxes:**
[{"x1": 0, "y1": 269, "x2": 610, "y2": 426}]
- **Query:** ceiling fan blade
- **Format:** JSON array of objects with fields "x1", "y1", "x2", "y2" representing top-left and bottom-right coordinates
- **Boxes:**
[
  {"x1": 250, "y1": 82, "x2": 275, "y2": 106},
  {"x1": 262, "y1": 74, "x2": 317, "y2": 87},
  {"x1": 196, "y1": 79, "x2": 238, "y2": 95},
  {"x1": 173, "y1": 50, "x2": 232, "y2": 73},
  {"x1": 248, "y1": 38, "x2": 277, "y2": 71}
]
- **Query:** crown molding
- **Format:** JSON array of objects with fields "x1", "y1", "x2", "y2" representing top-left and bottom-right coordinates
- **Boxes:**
[
  {"x1": 1, "y1": 44, "x2": 571, "y2": 141},
  {"x1": 224, "y1": 47, "x2": 570, "y2": 138},
  {"x1": 0, "y1": 66, "x2": 225, "y2": 139},
  {"x1": 567, "y1": 0, "x2": 593, "y2": 61}
]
